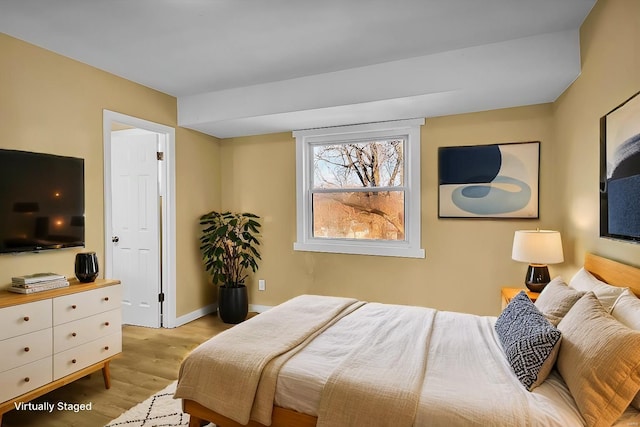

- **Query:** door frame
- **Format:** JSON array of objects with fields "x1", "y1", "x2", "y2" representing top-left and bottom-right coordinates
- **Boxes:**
[{"x1": 102, "y1": 110, "x2": 177, "y2": 328}]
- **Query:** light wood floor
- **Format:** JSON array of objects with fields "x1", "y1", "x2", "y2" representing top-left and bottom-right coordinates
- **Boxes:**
[{"x1": 2, "y1": 313, "x2": 234, "y2": 427}]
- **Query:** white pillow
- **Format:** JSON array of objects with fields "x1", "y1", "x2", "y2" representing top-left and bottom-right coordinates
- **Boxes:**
[
  {"x1": 612, "y1": 289, "x2": 640, "y2": 329},
  {"x1": 569, "y1": 268, "x2": 628, "y2": 312}
]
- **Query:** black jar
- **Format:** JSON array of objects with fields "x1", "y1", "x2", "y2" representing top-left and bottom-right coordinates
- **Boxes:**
[{"x1": 75, "y1": 252, "x2": 99, "y2": 283}]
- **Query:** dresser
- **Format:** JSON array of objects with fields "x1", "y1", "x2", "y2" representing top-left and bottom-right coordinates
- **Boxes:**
[{"x1": 0, "y1": 279, "x2": 121, "y2": 423}]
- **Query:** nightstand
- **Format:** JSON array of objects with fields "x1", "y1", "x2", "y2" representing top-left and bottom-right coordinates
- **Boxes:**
[{"x1": 501, "y1": 287, "x2": 540, "y2": 310}]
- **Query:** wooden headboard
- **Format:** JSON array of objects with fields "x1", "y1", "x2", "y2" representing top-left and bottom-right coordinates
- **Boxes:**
[{"x1": 584, "y1": 253, "x2": 640, "y2": 296}]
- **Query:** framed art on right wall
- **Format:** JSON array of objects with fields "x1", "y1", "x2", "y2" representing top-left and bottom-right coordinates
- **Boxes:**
[{"x1": 600, "y1": 90, "x2": 640, "y2": 243}]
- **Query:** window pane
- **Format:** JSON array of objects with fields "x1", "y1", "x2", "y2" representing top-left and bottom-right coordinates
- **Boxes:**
[
  {"x1": 313, "y1": 139, "x2": 404, "y2": 189},
  {"x1": 312, "y1": 191, "x2": 404, "y2": 240}
]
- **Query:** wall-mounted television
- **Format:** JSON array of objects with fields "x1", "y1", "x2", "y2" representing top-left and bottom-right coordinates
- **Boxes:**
[{"x1": 0, "y1": 149, "x2": 85, "y2": 254}]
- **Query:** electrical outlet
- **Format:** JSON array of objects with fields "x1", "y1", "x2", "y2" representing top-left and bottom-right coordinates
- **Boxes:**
[{"x1": 258, "y1": 279, "x2": 266, "y2": 291}]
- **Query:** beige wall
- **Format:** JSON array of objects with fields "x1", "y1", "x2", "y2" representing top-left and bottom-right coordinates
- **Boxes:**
[
  {"x1": 175, "y1": 128, "x2": 220, "y2": 315},
  {"x1": 221, "y1": 104, "x2": 557, "y2": 316},
  {"x1": 553, "y1": 0, "x2": 640, "y2": 273},
  {"x1": 220, "y1": 0, "x2": 640, "y2": 316},
  {"x1": 0, "y1": 33, "x2": 221, "y2": 317},
  {"x1": 2, "y1": 0, "x2": 637, "y2": 319}
]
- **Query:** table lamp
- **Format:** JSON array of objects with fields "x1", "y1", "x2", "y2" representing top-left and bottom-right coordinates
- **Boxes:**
[{"x1": 511, "y1": 229, "x2": 564, "y2": 292}]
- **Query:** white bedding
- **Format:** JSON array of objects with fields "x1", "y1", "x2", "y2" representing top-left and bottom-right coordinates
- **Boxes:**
[{"x1": 275, "y1": 307, "x2": 638, "y2": 426}]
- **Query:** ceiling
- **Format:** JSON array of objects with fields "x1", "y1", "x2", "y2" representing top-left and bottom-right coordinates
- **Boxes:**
[{"x1": 0, "y1": 0, "x2": 596, "y2": 138}]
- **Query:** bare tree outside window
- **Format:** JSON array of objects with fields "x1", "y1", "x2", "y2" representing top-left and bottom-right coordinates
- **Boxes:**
[{"x1": 312, "y1": 139, "x2": 405, "y2": 240}]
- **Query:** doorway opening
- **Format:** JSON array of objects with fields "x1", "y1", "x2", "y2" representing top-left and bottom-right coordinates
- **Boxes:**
[{"x1": 103, "y1": 110, "x2": 176, "y2": 328}]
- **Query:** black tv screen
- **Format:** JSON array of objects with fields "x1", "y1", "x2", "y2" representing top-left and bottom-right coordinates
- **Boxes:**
[{"x1": 0, "y1": 149, "x2": 85, "y2": 254}]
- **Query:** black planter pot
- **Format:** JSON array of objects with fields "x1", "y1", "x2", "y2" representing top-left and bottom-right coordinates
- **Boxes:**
[{"x1": 218, "y1": 285, "x2": 248, "y2": 324}]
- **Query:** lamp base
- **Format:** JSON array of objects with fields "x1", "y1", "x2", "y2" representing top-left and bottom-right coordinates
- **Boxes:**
[{"x1": 524, "y1": 264, "x2": 550, "y2": 293}]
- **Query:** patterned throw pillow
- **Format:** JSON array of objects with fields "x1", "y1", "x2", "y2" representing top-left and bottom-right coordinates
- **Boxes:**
[{"x1": 495, "y1": 291, "x2": 562, "y2": 391}]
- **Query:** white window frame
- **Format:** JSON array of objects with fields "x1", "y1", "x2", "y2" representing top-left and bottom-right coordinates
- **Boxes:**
[{"x1": 293, "y1": 118, "x2": 425, "y2": 258}]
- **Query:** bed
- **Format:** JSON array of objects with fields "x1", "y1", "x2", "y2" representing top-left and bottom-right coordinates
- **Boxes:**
[{"x1": 176, "y1": 253, "x2": 640, "y2": 427}]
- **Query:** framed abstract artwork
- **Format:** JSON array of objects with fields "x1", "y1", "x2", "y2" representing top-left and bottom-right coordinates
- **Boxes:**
[
  {"x1": 600, "y1": 91, "x2": 640, "y2": 243},
  {"x1": 438, "y1": 141, "x2": 540, "y2": 218}
]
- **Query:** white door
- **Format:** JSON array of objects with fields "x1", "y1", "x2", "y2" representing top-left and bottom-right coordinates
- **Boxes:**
[{"x1": 111, "y1": 130, "x2": 161, "y2": 328}]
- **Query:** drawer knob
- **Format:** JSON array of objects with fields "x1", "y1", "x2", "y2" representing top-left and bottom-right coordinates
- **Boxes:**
[
  {"x1": 71, "y1": 332, "x2": 77, "y2": 337},
  {"x1": 104, "y1": 297, "x2": 109, "y2": 301},
  {"x1": 71, "y1": 359, "x2": 77, "y2": 364},
  {"x1": 104, "y1": 346, "x2": 109, "y2": 351},
  {"x1": 24, "y1": 347, "x2": 30, "y2": 352},
  {"x1": 24, "y1": 377, "x2": 30, "y2": 383},
  {"x1": 104, "y1": 321, "x2": 110, "y2": 326},
  {"x1": 23, "y1": 316, "x2": 30, "y2": 322},
  {"x1": 71, "y1": 305, "x2": 77, "y2": 309}
]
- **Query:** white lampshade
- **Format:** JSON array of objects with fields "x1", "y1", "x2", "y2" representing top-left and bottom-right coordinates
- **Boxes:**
[{"x1": 512, "y1": 230, "x2": 564, "y2": 265}]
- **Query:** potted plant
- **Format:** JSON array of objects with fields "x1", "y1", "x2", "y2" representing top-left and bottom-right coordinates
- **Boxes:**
[{"x1": 199, "y1": 211, "x2": 262, "y2": 324}]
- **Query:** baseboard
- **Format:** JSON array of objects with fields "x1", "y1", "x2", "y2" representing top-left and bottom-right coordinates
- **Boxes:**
[
  {"x1": 172, "y1": 303, "x2": 270, "y2": 327},
  {"x1": 173, "y1": 303, "x2": 217, "y2": 327},
  {"x1": 250, "y1": 304, "x2": 273, "y2": 313}
]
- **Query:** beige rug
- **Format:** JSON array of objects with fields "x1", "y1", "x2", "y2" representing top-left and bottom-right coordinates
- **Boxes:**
[{"x1": 105, "y1": 381, "x2": 213, "y2": 427}]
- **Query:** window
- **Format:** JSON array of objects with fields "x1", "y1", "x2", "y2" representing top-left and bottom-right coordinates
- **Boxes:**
[{"x1": 294, "y1": 118, "x2": 425, "y2": 258}]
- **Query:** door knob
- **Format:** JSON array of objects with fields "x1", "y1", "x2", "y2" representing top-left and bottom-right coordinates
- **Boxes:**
[{"x1": 112, "y1": 236, "x2": 119, "y2": 243}]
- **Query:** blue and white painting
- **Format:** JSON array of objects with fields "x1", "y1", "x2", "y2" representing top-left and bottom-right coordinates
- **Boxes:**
[
  {"x1": 438, "y1": 142, "x2": 539, "y2": 218},
  {"x1": 602, "y1": 91, "x2": 640, "y2": 242}
]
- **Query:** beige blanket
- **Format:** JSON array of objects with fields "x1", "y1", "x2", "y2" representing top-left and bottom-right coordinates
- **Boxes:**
[
  {"x1": 316, "y1": 303, "x2": 436, "y2": 427},
  {"x1": 415, "y1": 311, "x2": 532, "y2": 426},
  {"x1": 174, "y1": 294, "x2": 362, "y2": 425}
]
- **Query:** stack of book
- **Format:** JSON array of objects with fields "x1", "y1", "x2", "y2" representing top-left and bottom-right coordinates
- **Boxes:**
[{"x1": 9, "y1": 272, "x2": 69, "y2": 294}]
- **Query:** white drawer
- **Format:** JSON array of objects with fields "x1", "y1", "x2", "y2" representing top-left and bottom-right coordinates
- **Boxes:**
[
  {"x1": 0, "y1": 299, "x2": 52, "y2": 341},
  {"x1": 53, "y1": 332, "x2": 121, "y2": 380},
  {"x1": 0, "y1": 328, "x2": 52, "y2": 373},
  {"x1": 53, "y1": 285, "x2": 121, "y2": 325},
  {"x1": 0, "y1": 357, "x2": 52, "y2": 404},
  {"x1": 53, "y1": 308, "x2": 121, "y2": 353}
]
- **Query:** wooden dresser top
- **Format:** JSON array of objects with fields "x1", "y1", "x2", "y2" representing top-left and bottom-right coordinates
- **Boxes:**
[{"x1": 0, "y1": 278, "x2": 121, "y2": 308}]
